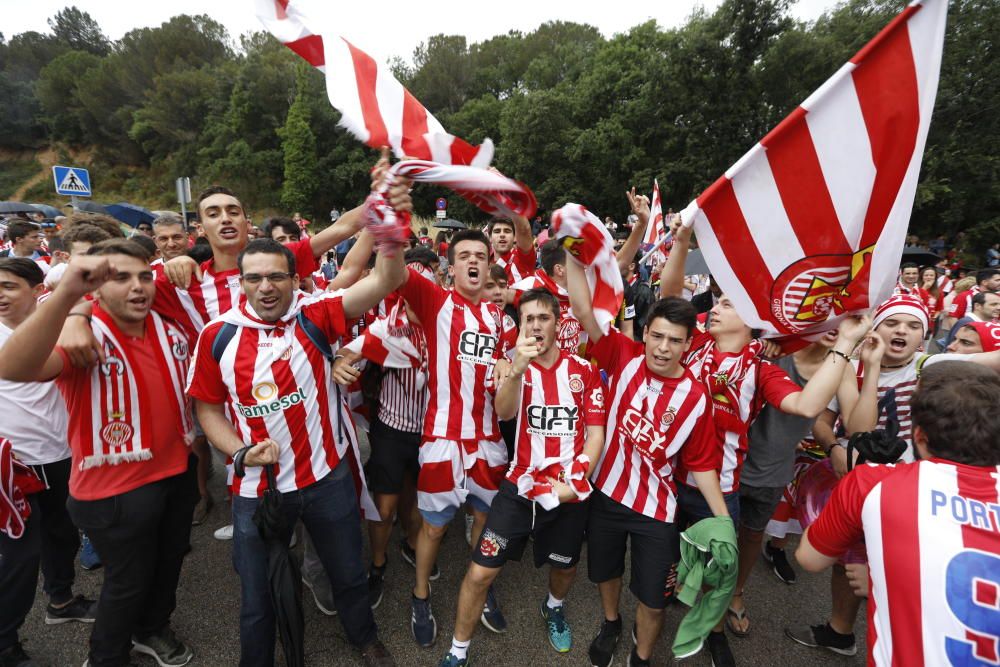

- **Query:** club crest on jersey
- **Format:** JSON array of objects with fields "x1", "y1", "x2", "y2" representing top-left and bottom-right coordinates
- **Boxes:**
[
  {"x1": 568, "y1": 374, "x2": 584, "y2": 393},
  {"x1": 100, "y1": 355, "x2": 125, "y2": 377},
  {"x1": 660, "y1": 407, "x2": 677, "y2": 428},
  {"x1": 478, "y1": 529, "x2": 507, "y2": 558},
  {"x1": 770, "y1": 246, "x2": 874, "y2": 334},
  {"x1": 101, "y1": 418, "x2": 134, "y2": 448},
  {"x1": 457, "y1": 330, "x2": 495, "y2": 366},
  {"x1": 169, "y1": 334, "x2": 188, "y2": 361}
]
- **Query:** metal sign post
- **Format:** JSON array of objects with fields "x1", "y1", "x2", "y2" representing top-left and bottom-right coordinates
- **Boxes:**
[{"x1": 176, "y1": 177, "x2": 192, "y2": 229}]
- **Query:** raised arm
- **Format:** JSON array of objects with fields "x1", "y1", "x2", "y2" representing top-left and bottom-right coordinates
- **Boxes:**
[
  {"x1": 616, "y1": 187, "x2": 650, "y2": 274},
  {"x1": 308, "y1": 205, "x2": 366, "y2": 258},
  {"x1": 341, "y1": 244, "x2": 407, "y2": 319},
  {"x1": 564, "y1": 252, "x2": 604, "y2": 344},
  {"x1": 513, "y1": 213, "x2": 534, "y2": 253},
  {"x1": 0, "y1": 256, "x2": 114, "y2": 382},
  {"x1": 659, "y1": 216, "x2": 692, "y2": 298}
]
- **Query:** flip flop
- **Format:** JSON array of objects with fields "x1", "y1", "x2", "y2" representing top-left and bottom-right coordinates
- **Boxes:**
[{"x1": 726, "y1": 605, "x2": 750, "y2": 638}]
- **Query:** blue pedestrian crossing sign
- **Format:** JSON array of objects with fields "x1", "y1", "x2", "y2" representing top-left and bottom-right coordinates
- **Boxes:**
[{"x1": 52, "y1": 166, "x2": 92, "y2": 197}]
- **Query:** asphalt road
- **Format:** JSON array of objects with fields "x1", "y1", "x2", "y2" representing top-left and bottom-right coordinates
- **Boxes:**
[{"x1": 20, "y1": 474, "x2": 868, "y2": 667}]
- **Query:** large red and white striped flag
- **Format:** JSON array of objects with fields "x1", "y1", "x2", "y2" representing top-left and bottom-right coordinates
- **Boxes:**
[
  {"x1": 641, "y1": 179, "x2": 664, "y2": 248},
  {"x1": 679, "y1": 0, "x2": 947, "y2": 340},
  {"x1": 255, "y1": 0, "x2": 492, "y2": 167}
]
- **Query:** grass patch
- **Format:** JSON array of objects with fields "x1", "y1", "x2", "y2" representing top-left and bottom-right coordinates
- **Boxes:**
[{"x1": 0, "y1": 158, "x2": 41, "y2": 200}]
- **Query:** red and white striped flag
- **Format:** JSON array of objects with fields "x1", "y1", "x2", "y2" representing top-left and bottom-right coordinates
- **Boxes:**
[
  {"x1": 679, "y1": 0, "x2": 947, "y2": 341},
  {"x1": 641, "y1": 179, "x2": 664, "y2": 248},
  {"x1": 550, "y1": 203, "x2": 624, "y2": 334},
  {"x1": 255, "y1": 0, "x2": 492, "y2": 167}
]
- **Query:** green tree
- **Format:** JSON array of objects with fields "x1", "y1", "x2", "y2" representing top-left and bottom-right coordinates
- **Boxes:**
[
  {"x1": 36, "y1": 50, "x2": 102, "y2": 143},
  {"x1": 48, "y1": 7, "x2": 110, "y2": 56},
  {"x1": 278, "y1": 67, "x2": 320, "y2": 214}
]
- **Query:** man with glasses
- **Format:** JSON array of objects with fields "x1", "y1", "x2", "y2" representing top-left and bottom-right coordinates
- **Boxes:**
[
  {"x1": 188, "y1": 238, "x2": 407, "y2": 667},
  {"x1": 135, "y1": 222, "x2": 154, "y2": 238}
]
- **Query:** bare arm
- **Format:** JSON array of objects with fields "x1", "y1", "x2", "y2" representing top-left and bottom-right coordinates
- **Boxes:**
[
  {"x1": 616, "y1": 188, "x2": 650, "y2": 274},
  {"x1": 659, "y1": 216, "x2": 692, "y2": 298},
  {"x1": 795, "y1": 527, "x2": 838, "y2": 573},
  {"x1": 495, "y1": 331, "x2": 539, "y2": 421},
  {"x1": 195, "y1": 400, "x2": 279, "y2": 467},
  {"x1": 582, "y1": 424, "x2": 605, "y2": 477},
  {"x1": 308, "y1": 205, "x2": 365, "y2": 258},
  {"x1": 513, "y1": 213, "x2": 534, "y2": 253},
  {"x1": 341, "y1": 242, "x2": 407, "y2": 319},
  {"x1": 689, "y1": 470, "x2": 730, "y2": 518},
  {"x1": 565, "y1": 254, "x2": 604, "y2": 344},
  {"x1": 0, "y1": 256, "x2": 114, "y2": 382},
  {"x1": 779, "y1": 317, "x2": 870, "y2": 418},
  {"x1": 327, "y1": 231, "x2": 374, "y2": 290}
]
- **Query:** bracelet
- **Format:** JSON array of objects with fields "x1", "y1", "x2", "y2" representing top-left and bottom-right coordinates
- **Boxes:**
[
  {"x1": 827, "y1": 349, "x2": 851, "y2": 363},
  {"x1": 67, "y1": 313, "x2": 92, "y2": 323},
  {"x1": 233, "y1": 446, "x2": 251, "y2": 478}
]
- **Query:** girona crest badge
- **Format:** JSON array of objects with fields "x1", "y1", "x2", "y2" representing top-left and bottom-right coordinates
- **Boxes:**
[{"x1": 769, "y1": 246, "x2": 874, "y2": 334}]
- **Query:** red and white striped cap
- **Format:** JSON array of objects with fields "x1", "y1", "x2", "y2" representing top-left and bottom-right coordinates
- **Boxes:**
[
  {"x1": 872, "y1": 294, "x2": 930, "y2": 333},
  {"x1": 965, "y1": 321, "x2": 1000, "y2": 352}
]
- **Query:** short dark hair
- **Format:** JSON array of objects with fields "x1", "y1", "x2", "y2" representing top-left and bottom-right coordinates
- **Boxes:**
[
  {"x1": 447, "y1": 230, "x2": 490, "y2": 264},
  {"x1": 419, "y1": 227, "x2": 428, "y2": 235},
  {"x1": 66, "y1": 213, "x2": 125, "y2": 239},
  {"x1": 62, "y1": 223, "x2": 112, "y2": 251},
  {"x1": 518, "y1": 288, "x2": 560, "y2": 319},
  {"x1": 404, "y1": 245, "x2": 439, "y2": 269},
  {"x1": 645, "y1": 297, "x2": 697, "y2": 337},
  {"x1": 237, "y1": 238, "x2": 296, "y2": 275},
  {"x1": 911, "y1": 361, "x2": 1000, "y2": 466},
  {"x1": 900, "y1": 262, "x2": 919, "y2": 271},
  {"x1": 488, "y1": 264, "x2": 507, "y2": 285},
  {"x1": 187, "y1": 240, "x2": 213, "y2": 264},
  {"x1": 196, "y1": 185, "x2": 244, "y2": 217},
  {"x1": 86, "y1": 239, "x2": 152, "y2": 262},
  {"x1": 486, "y1": 217, "x2": 515, "y2": 234},
  {"x1": 539, "y1": 239, "x2": 566, "y2": 276},
  {"x1": 47, "y1": 236, "x2": 67, "y2": 254},
  {"x1": 7, "y1": 220, "x2": 40, "y2": 244},
  {"x1": 262, "y1": 217, "x2": 300, "y2": 242},
  {"x1": 976, "y1": 268, "x2": 1000, "y2": 286},
  {"x1": 0, "y1": 257, "x2": 45, "y2": 287},
  {"x1": 130, "y1": 234, "x2": 157, "y2": 258}
]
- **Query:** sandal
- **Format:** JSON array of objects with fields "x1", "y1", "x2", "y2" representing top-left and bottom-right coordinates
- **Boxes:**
[{"x1": 725, "y1": 599, "x2": 750, "y2": 638}]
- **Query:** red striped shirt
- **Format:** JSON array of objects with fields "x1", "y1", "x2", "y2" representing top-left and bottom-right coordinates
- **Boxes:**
[
  {"x1": 495, "y1": 246, "x2": 536, "y2": 284},
  {"x1": 590, "y1": 331, "x2": 718, "y2": 522}
]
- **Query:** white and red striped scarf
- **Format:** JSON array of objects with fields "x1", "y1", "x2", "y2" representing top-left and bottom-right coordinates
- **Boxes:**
[
  {"x1": 83, "y1": 308, "x2": 194, "y2": 469},
  {"x1": 0, "y1": 438, "x2": 45, "y2": 539},
  {"x1": 365, "y1": 160, "x2": 537, "y2": 248},
  {"x1": 515, "y1": 453, "x2": 592, "y2": 511},
  {"x1": 343, "y1": 299, "x2": 426, "y2": 375},
  {"x1": 550, "y1": 203, "x2": 624, "y2": 334},
  {"x1": 255, "y1": 0, "x2": 492, "y2": 166}
]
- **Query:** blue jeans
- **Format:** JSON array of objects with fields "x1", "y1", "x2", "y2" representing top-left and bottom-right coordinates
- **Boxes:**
[{"x1": 232, "y1": 460, "x2": 376, "y2": 666}]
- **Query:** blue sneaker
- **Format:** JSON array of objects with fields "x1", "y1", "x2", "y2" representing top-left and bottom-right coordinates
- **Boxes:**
[
  {"x1": 540, "y1": 600, "x2": 572, "y2": 653},
  {"x1": 80, "y1": 534, "x2": 102, "y2": 570},
  {"x1": 437, "y1": 651, "x2": 469, "y2": 666},
  {"x1": 480, "y1": 585, "x2": 507, "y2": 634},
  {"x1": 411, "y1": 594, "x2": 437, "y2": 647}
]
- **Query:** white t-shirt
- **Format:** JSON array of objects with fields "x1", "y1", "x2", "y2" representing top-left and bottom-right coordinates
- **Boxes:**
[{"x1": 0, "y1": 322, "x2": 71, "y2": 464}]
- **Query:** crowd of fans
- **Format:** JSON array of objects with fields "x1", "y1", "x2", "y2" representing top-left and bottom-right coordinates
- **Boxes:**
[{"x1": 0, "y1": 161, "x2": 997, "y2": 667}]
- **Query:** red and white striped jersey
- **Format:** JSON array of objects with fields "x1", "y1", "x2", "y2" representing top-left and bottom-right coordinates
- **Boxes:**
[
  {"x1": 681, "y1": 332, "x2": 801, "y2": 493},
  {"x1": 150, "y1": 257, "x2": 165, "y2": 280},
  {"x1": 495, "y1": 246, "x2": 536, "y2": 284},
  {"x1": 947, "y1": 286, "x2": 981, "y2": 320},
  {"x1": 509, "y1": 271, "x2": 584, "y2": 354},
  {"x1": 808, "y1": 459, "x2": 1000, "y2": 667},
  {"x1": 506, "y1": 352, "x2": 605, "y2": 487},
  {"x1": 590, "y1": 331, "x2": 718, "y2": 522},
  {"x1": 153, "y1": 239, "x2": 317, "y2": 341},
  {"x1": 399, "y1": 268, "x2": 515, "y2": 440},
  {"x1": 186, "y1": 294, "x2": 354, "y2": 498}
]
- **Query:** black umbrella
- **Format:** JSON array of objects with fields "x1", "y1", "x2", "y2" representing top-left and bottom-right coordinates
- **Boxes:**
[
  {"x1": 107, "y1": 203, "x2": 155, "y2": 227},
  {"x1": 433, "y1": 218, "x2": 467, "y2": 230},
  {"x1": 901, "y1": 245, "x2": 940, "y2": 266},
  {"x1": 253, "y1": 465, "x2": 304, "y2": 667},
  {"x1": 29, "y1": 203, "x2": 62, "y2": 218},
  {"x1": 683, "y1": 248, "x2": 712, "y2": 276},
  {"x1": 74, "y1": 201, "x2": 108, "y2": 215},
  {"x1": 0, "y1": 201, "x2": 41, "y2": 215}
]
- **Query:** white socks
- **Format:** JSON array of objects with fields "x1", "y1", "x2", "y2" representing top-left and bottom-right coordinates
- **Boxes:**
[
  {"x1": 546, "y1": 592, "x2": 564, "y2": 610},
  {"x1": 450, "y1": 637, "x2": 470, "y2": 660}
]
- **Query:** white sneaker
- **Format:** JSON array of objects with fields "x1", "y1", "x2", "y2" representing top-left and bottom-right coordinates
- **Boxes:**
[
  {"x1": 213, "y1": 524, "x2": 234, "y2": 541},
  {"x1": 464, "y1": 513, "x2": 474, "y2": 546}
]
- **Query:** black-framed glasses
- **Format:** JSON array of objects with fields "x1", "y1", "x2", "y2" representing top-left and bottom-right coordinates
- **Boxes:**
[{"x1": 241, "y1": 272, "x2": 294, "y2": 285}]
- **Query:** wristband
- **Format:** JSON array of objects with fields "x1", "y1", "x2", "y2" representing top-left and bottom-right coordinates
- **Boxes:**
[
  {"x1": 827, "y1": 349, "x2": 851, "y2": 364},
  {"x1": 233, "y1": 446, "x2": 251, "y2": 478},
  {"x1": 67, "y1": 313, "x2": 92, "y2": 323}
]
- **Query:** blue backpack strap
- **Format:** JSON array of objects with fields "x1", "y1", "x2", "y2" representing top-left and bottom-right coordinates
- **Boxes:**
[
  {"x1": 296, "y1": 310, "x2": 334, "y2": 362},
  {"x1": 211, "y1": 322, "x2": 239, "y2": 363}
]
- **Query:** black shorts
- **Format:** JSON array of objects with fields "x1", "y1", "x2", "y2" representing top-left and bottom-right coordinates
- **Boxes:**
[
  {"x1": 365, "y1": 418, "x2": 420, "y2": 495},
  {"x1": 738, "y1": 484, "x2": 785, "y2": 533},
  {"x1": 586, "y1": 491, "x2": 678, "y2": 610},
  {"x1": 675, "y1": 483, "x2": 742, "y2": 528},
  {"x1": 471, "y1": 481, "x2": 589, "y2": 570}
]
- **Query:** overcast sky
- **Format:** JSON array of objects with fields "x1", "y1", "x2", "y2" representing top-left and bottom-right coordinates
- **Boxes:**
[{"x1": 7, "y1": 0, "x2": 843, "y2": 64}]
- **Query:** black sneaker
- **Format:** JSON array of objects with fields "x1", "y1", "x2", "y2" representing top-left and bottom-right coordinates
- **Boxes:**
[
  {"x1": 132, "y1": 627, "x2": 194, "y2": 667},
  {"x1": 45, "y1": 595, "x2": 97, "y2": 625},
  {"x1": 369, "y1": 562, "x2": 386, "y2": 610},
  {"x1": 588, "y1": 617, "x2": 622, "y2": 667},
  {"x1": 410, "y1": 593, "x2": 437, "y2": 648},
  {"x1": 627, "y1": 646, "x2": 650, "y2": 667},
  {"x1": 361, "y1": 639, "x2": 396, "y2": 667},
  {"x1": 763, "y1": 541, "x2": 796, "y2": 584},
  {"x1": 0, "y1": 643, "x2": 34, "y2": 667},
  {"x1": 785, "y1": 623, "x2": 857, "y2": 656},
  {"x1": 706, "y1": 630, "x2": 736, "y2": 667},
  {"x1": 399, "y1": 539, "x2": 440, "y2": 580}
]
